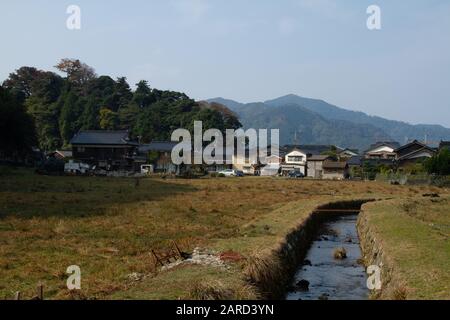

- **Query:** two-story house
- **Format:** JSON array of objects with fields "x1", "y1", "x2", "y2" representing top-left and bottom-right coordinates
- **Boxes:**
[
  {"x1": 70, "y1": 130, "x2": 139, "y2": 170},
  {"x1": 364, "y1": 141, "x2": 400, "y2": 160},
  {"x1": 281, "y1": 148, "x2": 307, "y2": 175}
]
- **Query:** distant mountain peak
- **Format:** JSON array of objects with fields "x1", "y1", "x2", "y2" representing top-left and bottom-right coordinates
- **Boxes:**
[{"x1": 207, "y1": 94, "x2": 450, "y2": 150}]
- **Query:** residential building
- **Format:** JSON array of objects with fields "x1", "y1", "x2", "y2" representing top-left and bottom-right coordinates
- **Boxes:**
[
  {"x1": 338, "y1": 148, "x2": 359, "y2": 159},
  {"x1": 259, "y1": 154, "x2": 282, "y2": 176},
  {"x1": 306, "y1": 155, "x2": 332, "y2": 179},
  {"x1": 395, "y1": 140, "x2": 436, "y2": 167},
  {"x1": 70, "y1": 130, "x2": 138, "y2": 170},
  {"x1": 233, "y1": 144, "x2": 281, "y2": 175},
  {"x1": 281, "y1": 149, "x2": 307, "y2": 175},
  {"x1": 322, "y1": 161, "x2": 349, "y2": 180},
  {"x1": 138, "y1": 141, "x2": 179, "y2": 173},
  {"x1": 364, "y1": 141, "x2": 400, "y2": 160},
  {"x1": 281, "y1": 144, "x2": 340, "y2": 157}
]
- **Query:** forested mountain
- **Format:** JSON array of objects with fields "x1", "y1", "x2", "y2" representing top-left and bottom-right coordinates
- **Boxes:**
[
  {"x1": 209, "y1": 99, "x2": 389, "y2": 150},
  {"x1": 209, "y1": 95, "x2": 450, "y2": 150},
  {"x1": 1, "y1": 59, "x2": 241, "y2": 154}
]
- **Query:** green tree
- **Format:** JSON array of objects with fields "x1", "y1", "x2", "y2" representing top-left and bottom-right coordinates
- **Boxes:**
[
  {"x1": 362, "y1": 161, "x2": 378, "y2": 180},
  {"x1": 3, "y1": 66, "x2": 42, "y2": 100},
  {"x1": 2, "y1": 60, "x2": 240, "y2": 152},
  {"x1": 118, "y1": 103, "x2": 140, "y2": 130},
  {"x1": 59, "y1": 90, "x2": 83, "y2": 146},
  {"x1": 80, "y1": 97, "x2": 100, "y2": 130},
  {"x1": 26, "y1": 99, "x2": 61, "y2": 151},
  {"x1": 113, "y1": 77, "x2": 133, "y2": 111},
  {"x1": 0, "y1": 86, "x2": 37, "y2": 159},
  {"x1": 424, "y1": 149, "x2": 450, "y2": 175},
  {"x1": 99, "y1": 108, "x2": 119, "y2": 130},
  {"x1": 4, "y1": 66, "x2": 66, "y2": 151},
  {"x1": 133, "y1": 80, "x2": 155, "y2": 108}
]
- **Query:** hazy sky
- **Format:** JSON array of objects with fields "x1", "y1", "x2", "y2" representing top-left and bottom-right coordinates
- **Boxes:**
[{"x1": 1, "y1": 0, "x2": 449, "y2": 127}]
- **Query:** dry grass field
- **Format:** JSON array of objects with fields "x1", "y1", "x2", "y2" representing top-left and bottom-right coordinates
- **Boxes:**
[
  {"x1": 0, "y1": 167, "x2": 447, "y2": 299},
  {"x1": 361, "y1": 197, "x2": 450, "y2": 300}
]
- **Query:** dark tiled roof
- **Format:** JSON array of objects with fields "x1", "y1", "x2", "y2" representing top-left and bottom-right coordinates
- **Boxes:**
[
  {"x1": 395, "y1": 140, "x2": 436, "y2": 158},
  {"x1": 308, "y1": 155, "x2": 331, "y2": 161},
  {"x1": 397, "y1": 147, "x2": 436, "y2": 161},
  {"x1": 139, "y1": 141, "x2": 178, "y2": 153},
  {"x1": 70, "y1": 131, "x2": 137, "y2": 146},
  {"x1": 282, "y1": 145, "x2": 339, "y2": 156},
  {"x1": 394, "y1": 140, "x2": 427, "y2": 152},
  {"x1": 347, "y1": 156, "x2": 363, "y2": 166},
  {"x1": 323, "y1": 161, "x2": 348, "y2": 169}
]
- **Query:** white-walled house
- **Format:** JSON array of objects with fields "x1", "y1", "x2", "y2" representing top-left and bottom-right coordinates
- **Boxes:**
[
  {"x1": 281, "y1": 149, "x2": 307, "y2": 175},
  {"x1": 260, "y1": 155, "x2": 282, "y2": 176},
  {"x1": 364, "y1": 142, "x2": 400, "y2": 160},
  {"x1": 264, "y1": 154, "x2": 282, "y2": 164}
]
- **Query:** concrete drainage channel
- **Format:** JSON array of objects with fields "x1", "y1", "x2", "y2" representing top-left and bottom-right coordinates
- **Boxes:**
[
  {"x1": 286, "y1": 213, "x2": 368, "y2": 300},
  {"x1": 285, "y1": 200, "x2": 373, "y2": 300},
  {"x1": 246, "y1": 200, "x2": 374, "y2": 300}
]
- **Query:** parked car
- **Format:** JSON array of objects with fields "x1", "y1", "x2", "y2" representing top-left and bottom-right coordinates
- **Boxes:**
[
  {"x1": 288, "y1": 170, "x2": 304, "y2": 178},
  {"x1": 235, "y1": 170, "x2": 244, "y2": 177},
  {"x1": 218, "y1": 169, "x2": 243, "y2": 177}
]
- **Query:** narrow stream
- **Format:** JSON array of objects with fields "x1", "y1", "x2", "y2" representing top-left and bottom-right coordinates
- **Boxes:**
[{"x1": 286, "y1": 214, "x2": 369, "y2": 300}]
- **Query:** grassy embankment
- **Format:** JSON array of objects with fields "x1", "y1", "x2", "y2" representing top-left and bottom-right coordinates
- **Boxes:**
[
  {"x1": 359, "y1": 196, "x2": 450, "y2": 300},
  {"x1": 0, "y1": 166, "x2": 447, "y2": 299}
]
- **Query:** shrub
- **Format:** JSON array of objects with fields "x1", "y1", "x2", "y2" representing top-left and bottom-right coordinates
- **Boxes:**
[{"x1": 424, "y1": 149, "x2": 450, "y2": 176}]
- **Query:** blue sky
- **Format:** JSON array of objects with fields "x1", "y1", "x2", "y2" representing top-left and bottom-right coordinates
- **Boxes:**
[{"x1": 1, "y1": 0, "x2": 450, "y2": 127}]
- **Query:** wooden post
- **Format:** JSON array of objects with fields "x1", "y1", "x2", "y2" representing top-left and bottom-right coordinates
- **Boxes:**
[
  {"x1": 14, "y1": 291, "x2": 21, "y2": 300},
  {"x1": 172, "y1": 241, "x2": 183, "y2": 258},
  {"x1": 152, "y1": 250, "x2": 164, "y2": 267},
  {"x1": 37, "y1": 284, "x2": 44, "y2": 300}
]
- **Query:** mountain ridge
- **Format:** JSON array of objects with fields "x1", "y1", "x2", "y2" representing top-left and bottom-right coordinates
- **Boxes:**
[{"x1": 207, "y1": 94, "x2": 450, "y2": 150}]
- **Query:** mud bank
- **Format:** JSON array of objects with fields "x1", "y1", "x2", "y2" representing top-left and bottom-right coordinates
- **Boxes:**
[
  {"x1": 357, "y1": 202, "x2": 405, "y2": 300},
  {"x1": 245, "y1": 200, "x2": 372, "y2": 299}
]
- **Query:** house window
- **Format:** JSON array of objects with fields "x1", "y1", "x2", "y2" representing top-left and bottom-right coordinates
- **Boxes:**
[
  {"x1": 288, "y1": 156, "x2": 303, "y2": 162},
  {"x1": 77, "y1": 147, "x2": 85, "y2": 153}
]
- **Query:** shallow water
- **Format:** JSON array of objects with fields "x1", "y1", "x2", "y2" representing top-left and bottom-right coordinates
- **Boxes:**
[{"x1": 286, "y1": 214, "x2": 368, "y2": 300}]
